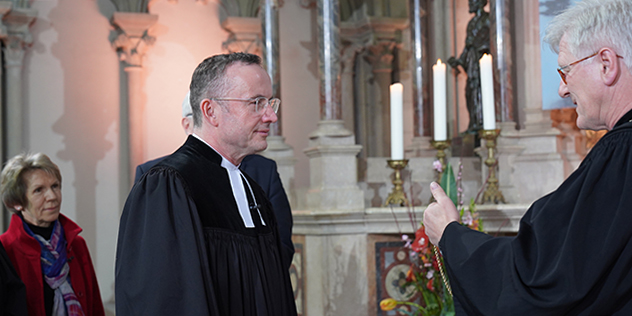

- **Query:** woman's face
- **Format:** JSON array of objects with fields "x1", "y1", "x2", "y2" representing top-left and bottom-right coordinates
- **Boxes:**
[{"x1": 18, "y1": 169, "x2": 62, "y2": 227}]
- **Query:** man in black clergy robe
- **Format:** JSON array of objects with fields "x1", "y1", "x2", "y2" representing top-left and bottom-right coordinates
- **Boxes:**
[
  {"x1": 134, "y1": 92, "x2": 294, "y2": 269},
  {"x1": 423, "y1": 0, "x2": 632, "y2": 314},
  {"x1": 115, "y1": 53, "x2": 297, "y2": 316}
]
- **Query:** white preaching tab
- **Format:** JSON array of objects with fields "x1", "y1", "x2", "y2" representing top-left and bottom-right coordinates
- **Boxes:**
[{"x1": 221, "y1": 158, "x2": 266, "y2": 228}]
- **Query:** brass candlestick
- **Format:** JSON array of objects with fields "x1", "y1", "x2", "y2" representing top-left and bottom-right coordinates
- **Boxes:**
[
  {"x1": 384, "y1": 159, "x2": 409, "y2": 207},
  {"x1": 479, "y1": 129, "x2": 506, "y2": 204},
  {"x1": 431, "y1": 140, "x2": 450, "y2": 181}
]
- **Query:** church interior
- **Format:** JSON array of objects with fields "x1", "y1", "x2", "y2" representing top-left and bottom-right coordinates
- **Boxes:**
[{"x1": 0, "y1": 0, "x2": 600, "y2": 314}]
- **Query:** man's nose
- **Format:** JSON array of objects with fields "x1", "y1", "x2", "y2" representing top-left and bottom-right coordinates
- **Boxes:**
[
  {"x1": 262, "y1": 107, "x2": 278, "y2": 123},
  {"x1": 558, "y1": 80, "x2": 570, "y2": 98}
]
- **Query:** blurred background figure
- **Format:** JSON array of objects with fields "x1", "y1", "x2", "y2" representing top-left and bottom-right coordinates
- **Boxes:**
[{"x1": 0, "y1": 153, "x2": 104, "y2": 316}]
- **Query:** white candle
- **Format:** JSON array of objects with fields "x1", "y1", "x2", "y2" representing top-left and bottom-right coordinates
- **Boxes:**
[
  {"x1": 390, "y1": 83, "x2": 404, "y2": 160},
  {"x1": 480, "y1": 53, "x2": 496, "y2": 130},
  {"x1": 432, "y1": 59, "x2": 447, "y2": 141}
]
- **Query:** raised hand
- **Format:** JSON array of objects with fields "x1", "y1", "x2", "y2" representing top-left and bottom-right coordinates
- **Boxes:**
[{"x1": 423, "y1": 182, "x2": 460, "y2": 245}]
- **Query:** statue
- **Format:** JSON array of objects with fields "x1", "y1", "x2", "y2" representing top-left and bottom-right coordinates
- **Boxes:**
[{"x1": 447, "y1": 0, "x2": 490, "y2": 133}]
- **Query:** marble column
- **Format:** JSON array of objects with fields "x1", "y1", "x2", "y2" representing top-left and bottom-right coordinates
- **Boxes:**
[
  {"x1": 110, "y1": 12, "x2": 158, "y2": 184},
  {"x1": 490, "y1": 0, "x2": 514, "y2": 123},
  {"x1": 260, "y1": 0, "x2": 296, "y2": 206},
  {"x1": 490, "y1": 0, "x2": 564, "y2": 204},
  {"x1": 304, "y1": 0, "x2": 363, "y2": 211},
  {"x1": 407, "y1": 0, "x2": 434, "y2": 157},
  {"x1": 2, "y1": 7, "x2": 36, "y2": 159}
]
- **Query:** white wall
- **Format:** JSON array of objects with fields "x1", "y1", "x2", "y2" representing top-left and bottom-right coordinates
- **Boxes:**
[{"x1": 28, "y1": 0, "x2": 121, "y2": 303}]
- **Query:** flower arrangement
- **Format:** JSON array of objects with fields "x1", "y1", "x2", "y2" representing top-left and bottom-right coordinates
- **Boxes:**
[{"x1": 380, "y1": 161, "x2": 482, "y2": 316}]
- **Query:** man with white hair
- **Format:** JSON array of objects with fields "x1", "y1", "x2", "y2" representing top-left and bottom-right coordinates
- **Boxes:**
[
  {"x1": 423, "y1": 0, "x2": 632, "y2": 314},
  {"x1": 116, "y1": 53, "x2": 297, "y2": 316}
]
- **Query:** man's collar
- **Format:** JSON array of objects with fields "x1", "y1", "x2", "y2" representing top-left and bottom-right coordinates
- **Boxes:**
[{"x1": 191, "y1": 133, "x2": 240, "y2": 168}]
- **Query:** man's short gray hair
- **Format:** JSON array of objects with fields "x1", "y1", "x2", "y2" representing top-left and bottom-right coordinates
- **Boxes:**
[
  {"x1": 188, "y1": 53, "x2": 262, "y2": 127},
  {"x1": 544, "y1": 0, "x2": 632, "y2": 72}
]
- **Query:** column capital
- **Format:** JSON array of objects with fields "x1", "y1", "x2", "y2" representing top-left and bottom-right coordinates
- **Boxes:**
[
  {"x1": 2, "y1": 7, "x2": 37, "y2": 67},
  {"x1": 0, "y1": 1, "x2": 13, "y2": 38},
  {"x1": 221, "y1": 16, "x2": 262, "y2": 55},
  {"x1": 365, "y1": 40, "x2": 396, "y2": 72},
  {"x1": 342, "y1": 17, "x2": 408, "y2": 72},
  {"x1": 110, "y1": 12, "x2": 158, "y2": 67}
]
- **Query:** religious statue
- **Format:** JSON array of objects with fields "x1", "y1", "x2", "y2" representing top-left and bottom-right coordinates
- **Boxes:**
[{"x1": 447, "y1": 0, "x2": 491, "y2": 133}]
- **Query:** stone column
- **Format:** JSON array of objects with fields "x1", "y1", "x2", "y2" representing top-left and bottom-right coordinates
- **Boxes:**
[
  {"x1": 491, "y1": 0, "x2": 564, "y2": 204},
  {"x1": 260, "y1": 0, "x2": 296, "y2": 206},
  {"x1": 304, "y1": 0, "x2": 363, "y2": 211},
  {"x1": 407, "y1": 0, "x2": 434, "y2": 157},
  {"x1": 363, "y1": 18, "x2": 408, "y2": 158},
  {"x1": 2, "y1": 7, "x2": 36, "y2": 159},
  {"x1": 111, "y1": 12, "x2": 158, "y2": 183},
  {"x1": 365, "y1": 40, "x2": 395, "y2": 157},
  {"x1": 0, "y1": 1, "x2": 13, "y2": 231},
  {"x1": 490, "y1": 0, "x2": 514, "y2": 123}
]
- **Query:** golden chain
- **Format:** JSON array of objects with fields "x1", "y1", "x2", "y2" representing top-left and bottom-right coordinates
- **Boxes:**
[{"x1": 433, "y1": 244, "x2": 453, "y2": 297}]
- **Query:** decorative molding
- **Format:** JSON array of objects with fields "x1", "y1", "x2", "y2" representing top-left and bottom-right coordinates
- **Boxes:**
[
  {"x1": 110, "y1": 12, "x2": 158, "y2": 67},
  {"x1": 0, "y1": 1, "x2": 13, "y2": 38},
  {"x1": 110, "y1": 0, "x2": 150, "y2": 13},
  {"x1": 221, "y1": 16, "x2": 262, "y2": 55},
  {"x1": 365, "y1": 40, "x2": 396, "y2": 72},
  {"x1": 2, "y1": 7, "x2": 36, "y2": 67}
]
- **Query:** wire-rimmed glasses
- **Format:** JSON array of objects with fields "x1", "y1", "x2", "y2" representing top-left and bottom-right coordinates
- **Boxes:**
[{"x1": 212, "y1": 96, "x2": 280, "y2": 114}]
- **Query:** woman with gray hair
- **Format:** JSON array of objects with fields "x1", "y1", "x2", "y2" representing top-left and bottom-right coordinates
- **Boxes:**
[{"x1": 0, "y1": 153, "x2": 104, "y2": 316}]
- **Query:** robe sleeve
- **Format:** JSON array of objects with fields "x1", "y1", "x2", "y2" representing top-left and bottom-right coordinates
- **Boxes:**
[
  {"x1": 439, "y1": 128, "x2": 632, "y2": 315},
  {"x1": 115, "y1": 167, "x2": 219, "y2": 316}
]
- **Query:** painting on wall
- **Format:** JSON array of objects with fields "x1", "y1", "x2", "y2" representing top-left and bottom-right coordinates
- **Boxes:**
[
  {"x1": 375, "y1": 241, "x2": 420, "y2": 316},
  {"x1": 539, "y1": 0, "x2": 580, "y2": 110}
]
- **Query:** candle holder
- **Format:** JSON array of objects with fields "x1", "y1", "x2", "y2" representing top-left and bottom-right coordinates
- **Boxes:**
[
  {"x1": 384, "y1": 159, "x2": 409, "y2": 207},
  {"x1": 430, "y1": 140, "x2": 451, "y2": 181},
  {"x1": 479, "y1": 129, "x2": 506, "y2": 204}
]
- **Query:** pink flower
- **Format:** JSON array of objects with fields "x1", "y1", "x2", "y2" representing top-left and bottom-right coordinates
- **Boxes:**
[
  {"x1": 402, "y1": 234, "x2": 412, "y2": 248},
  {"x1": 462, "y1": 212, "x2": 473, "y2": 226},
  {"x1": 433, "y1": 160, "x2": 443, "y2": 173}
]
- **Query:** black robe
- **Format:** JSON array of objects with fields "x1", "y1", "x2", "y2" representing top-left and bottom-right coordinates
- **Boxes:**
[
  {"x1": 440, "y1": 111, "x2": 632, "y2": 315},
  {"x1": 115, "y1": 136, "x2": 297, "y2": 316}
]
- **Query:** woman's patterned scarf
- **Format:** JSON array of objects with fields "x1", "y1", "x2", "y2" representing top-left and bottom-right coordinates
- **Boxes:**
[{"x1": 24, "y1": 220, "x2": 85, "y2": 316}]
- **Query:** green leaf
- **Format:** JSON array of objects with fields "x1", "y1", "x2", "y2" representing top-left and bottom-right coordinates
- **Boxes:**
[{"x1": 440, "y1": 163, "x2": 458, "y2": 206}]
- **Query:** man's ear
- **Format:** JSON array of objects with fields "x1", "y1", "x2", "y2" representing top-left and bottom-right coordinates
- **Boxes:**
[
  {"x1": 181, "y1": 117, "x2": 193, "y2": 135},
  {"x1": 200, "y1": 99, "x2": 219, "y2": 127},
  {"x1": 600, "y1": 48, "x2": 620, "y2": 86}
]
